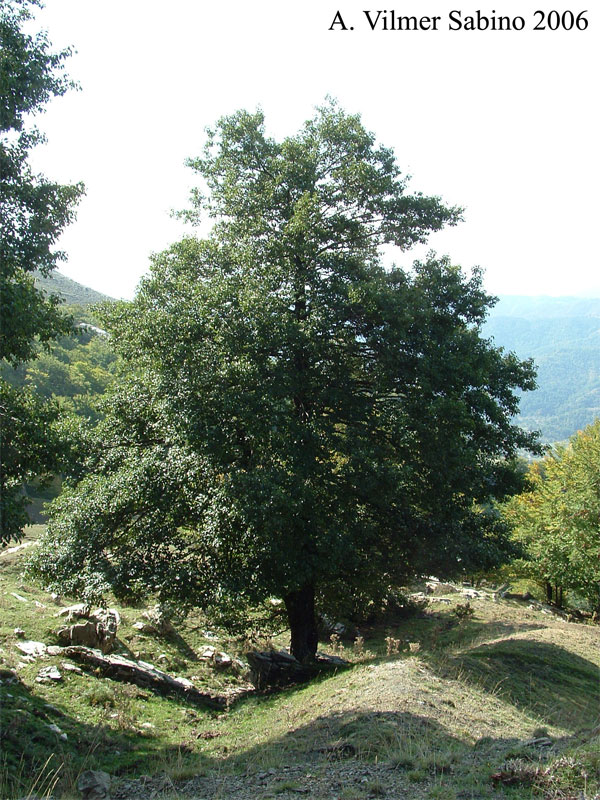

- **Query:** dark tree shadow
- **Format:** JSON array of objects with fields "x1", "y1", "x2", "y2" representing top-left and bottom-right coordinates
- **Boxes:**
[
  {"x1": 164, "y1": 629, "x2": 200, "y2": 662},
  {"x1": 410, "y1": 610, "x2": 548, "y2": 650},
  {"x1": 0, "y1": 677, "x2": 212, "y2": 799},
  {"x1": 428, "y1": 637, "x2": 599, "y2": 732}
]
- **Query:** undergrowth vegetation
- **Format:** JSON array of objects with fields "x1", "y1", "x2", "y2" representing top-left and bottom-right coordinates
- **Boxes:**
[{"x1": 1, "y1": 526, "x2": 598, "y2": 798}]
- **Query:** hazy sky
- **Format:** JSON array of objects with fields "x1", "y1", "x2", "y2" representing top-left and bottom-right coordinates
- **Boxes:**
[{"x1": 29, "y1": 1, "x2": 599, "y2": 300}]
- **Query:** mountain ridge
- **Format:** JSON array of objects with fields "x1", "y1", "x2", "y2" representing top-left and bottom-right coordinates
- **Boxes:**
[
  {"x1": 34, "y1": 270, "x2": 115, "y2": 306},
  {"x1": 483, "y1": 295, "x2": 600, "y2": 443},
  {"x1": 487, "y1": 294, "x2": 600, "y2": 320}
]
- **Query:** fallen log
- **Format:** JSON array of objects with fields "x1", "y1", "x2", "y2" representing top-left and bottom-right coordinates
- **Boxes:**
[{"x1": 60, "y1": 646, "x2": 226, "y2": 709}]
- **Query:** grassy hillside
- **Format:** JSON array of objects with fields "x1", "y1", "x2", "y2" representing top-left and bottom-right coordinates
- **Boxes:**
[
  {"x1": 485, "y1": 296, "x2": 600, "y2": 443},
  {"x1": 34, "y1": 271, "x2": 114, "y2": 306},
  {"x1": 1, "y1": 527, "x2": 598, "y2": 799}
]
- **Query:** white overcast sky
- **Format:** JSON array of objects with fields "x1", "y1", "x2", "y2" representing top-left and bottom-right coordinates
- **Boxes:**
[{"x1": 28, "y1": 1, "x2": 599, "y2": 300}]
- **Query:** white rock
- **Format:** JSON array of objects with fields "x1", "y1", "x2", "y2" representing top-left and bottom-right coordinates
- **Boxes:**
[
  {"x1": 137, "y1": 660, "x2": 161, "y2": 673},
  {"x1": 232, "y1": 658, "x2": 249, "y2": 674},
  {"x1": 426, "y1": 582, "x2": 458, "y2": 595},
  {"x1": 16, "y1": 640, "x2": 46, "y2": 657},
  {"x1": 173, "y1": 676, "x2": 194, "y2": 689},
  {"x1": 214, "y1": 652, "x2": 232, "y2": 668},
  {"x1": 61, "y1": 662, "x2": 83, "y2": 674},
  {"x1": 56, "y1": 603, "x2": 89, "y2": 619},
  {"x1": 36, "y1": 666, "x2": 62, "y2": 683},
  {"x1": 46, "y1": 723, "x2": 63, "y2": 734}
]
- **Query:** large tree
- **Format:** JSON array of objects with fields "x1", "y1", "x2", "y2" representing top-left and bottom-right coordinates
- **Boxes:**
[
  {"x1": 0, "y1": 0, "x2": 84, "y2": 543},
  {"x1": 30, "y1": 104, "x2": 539, "y2": 661}
]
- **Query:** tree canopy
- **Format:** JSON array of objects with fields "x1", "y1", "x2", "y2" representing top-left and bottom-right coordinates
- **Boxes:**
[
  {"x1": 1, "y1": 0, "x2": 83, "y2": 543},
  {"x1": 30, "y1": 104, "x2": 540, "y2": 660},
  {"x1": 502, "y1": 420, "x2": 600, "y2": 612},
  {"x1": 0, "y1": 0, "x2": 84, "y2": 363}
]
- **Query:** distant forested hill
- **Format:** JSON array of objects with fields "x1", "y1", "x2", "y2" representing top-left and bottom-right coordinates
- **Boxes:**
[
  {"x1": 1, "y1": 273, "x2": 118, "y2": 418},
  {"x1": 485, "y1": 296, "x2": 600, "y2": 444},
  {"x1": 34, "y1": 270, "x2": 114, "y2": 306}
]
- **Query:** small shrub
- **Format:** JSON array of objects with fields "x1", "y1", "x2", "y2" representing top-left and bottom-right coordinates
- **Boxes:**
[
  {"x1": 273, "y1": 780, "x2": 302, "y2": 794},
  {"x1": 385, "y1": 636, "x2": 401, "y2": 656},
  {"x1": 82, "y1": 685, "x2": 115, "y2": 708},
  {"x1": 453, "y1": 602, "x2": 474, "y2": 622},
  {"x1": 365, "y1": 777, "x2": 385, "y2": 796},
  {"x1": 330, "y1": 633, "x2": 343, "y2": 655},
  {"x1": 428, "y1": 786, "x2": 456, "y2": 800},
  {"x1": 390, "y1": 756, "x2": 415, "y2": 770},
  {"x1": 112, "y1": 684, "x2": 138, "y2": 731},
  {"x1": 531, "y1": 726, "x2": 549, "y2": 739},
  {"x1": 400, "y1": 593, "x2": 430, "y2": 616}
]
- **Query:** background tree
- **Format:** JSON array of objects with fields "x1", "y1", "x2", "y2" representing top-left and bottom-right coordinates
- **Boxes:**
[
  {"x1": 1, "y1": 0, "x2": 83, "y2": 543},
  {"x1": 502, "y1": 421, "x2": 600, "y2": 612},
  {"x1": 2, "y1": 320, "x2": 117, "y2": 412},
  {"x1": 30, "y1": 104, "x2": 539, "y2": 661}
]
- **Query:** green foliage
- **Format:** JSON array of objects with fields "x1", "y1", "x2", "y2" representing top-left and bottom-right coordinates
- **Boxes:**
[
  {"x1": 29, "y1": 103, "x2": 539, "y2": 659},
  {"x1": 0, "y1": 0, "x2": 83, "y2": 543},
  {"x1": 0, "y1": 0, "x2": 84, "y2": 365},
  {"x1": 453, "y1": 602, "x2": 474, "y2": 622},
  {"x1": 502, "y1": 420, "x2": 600, "y2": 612},
  {"x1": 0, "y1": 381, "x2": 63, "y2": 542},
  {"x1": 1, "y1": 310, "x2": 117, "y2": 416}
]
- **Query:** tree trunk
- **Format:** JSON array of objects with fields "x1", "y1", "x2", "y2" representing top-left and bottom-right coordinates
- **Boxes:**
[
  {"x1": 284, "y1": 584, "x2": 318, "y2": 664},
  {"x1": 546, "y1": 582, "x2": 553, "y2": 604}
]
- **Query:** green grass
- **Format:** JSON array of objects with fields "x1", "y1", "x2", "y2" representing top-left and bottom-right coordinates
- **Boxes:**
[{"x1": 1, "y1": 526, "x2": 599, "y2": 799}]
